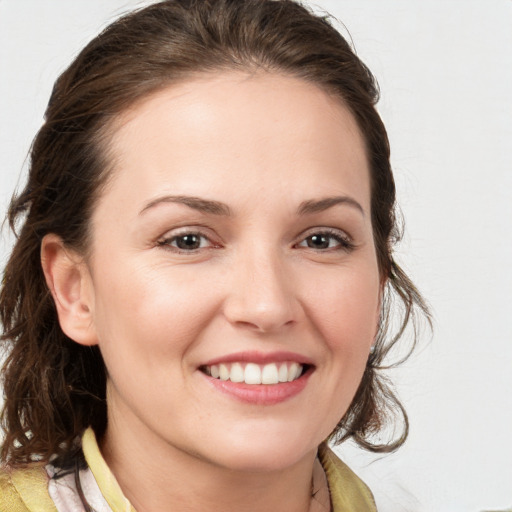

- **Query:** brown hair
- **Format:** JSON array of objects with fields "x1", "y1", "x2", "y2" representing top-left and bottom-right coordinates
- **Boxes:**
[{"x1": 0, "y1": 0, "x2": 430, "y2": 467}]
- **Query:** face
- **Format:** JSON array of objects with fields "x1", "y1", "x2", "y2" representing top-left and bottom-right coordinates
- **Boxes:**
[{"x1": 81, "y1": 72, "x2": 381, "y2": 472}]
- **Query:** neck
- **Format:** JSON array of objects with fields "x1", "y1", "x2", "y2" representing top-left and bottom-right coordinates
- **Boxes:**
[{"x1": 100, "y1": 413, "x2": 319, "y2": 512}]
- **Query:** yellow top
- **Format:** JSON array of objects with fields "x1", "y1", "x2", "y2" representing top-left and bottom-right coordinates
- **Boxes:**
[{"x1": 0, "y1": 428, "x2": 376, "y2": 512}]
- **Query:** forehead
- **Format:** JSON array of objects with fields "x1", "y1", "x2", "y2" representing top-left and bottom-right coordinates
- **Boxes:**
[{"x1": 98, "y1": 71, "x2": 371, "y2": 216}]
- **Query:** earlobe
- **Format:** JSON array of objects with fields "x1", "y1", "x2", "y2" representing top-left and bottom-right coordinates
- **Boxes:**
[{"x1": 41, "y1": 234, "x2": 98, "y2": 346}]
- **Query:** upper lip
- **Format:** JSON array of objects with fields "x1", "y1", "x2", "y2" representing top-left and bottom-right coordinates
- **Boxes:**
[{"x1": 200, "y1": 350, "x2": 314, "y2": 367}]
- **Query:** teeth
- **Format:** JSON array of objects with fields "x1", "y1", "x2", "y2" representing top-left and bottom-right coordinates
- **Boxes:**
[
  {"x1": 206, "y1": 362, "x2": 304, "y2": 385},
  {"x1": 245, "y1": 363, "x2": 262, "y2": 384},
  {"x1": 288, "y1": 362, "x2": 300, "y2": 382},
  {"x1": 261, "y1": 363, "x2": 279, "y2": 384},
  {"x1": 219, "y1": 364, "x2": 229, "y2": 381},
  {"x1": 230, "y1": 362, "x2": 244, "y2": 383},
  {"x1": 210, "y1": 365, "x2": 220, "y2": 379},
  {"x1": 278, "y1": 363, "x2": 288, "y2": 382}
]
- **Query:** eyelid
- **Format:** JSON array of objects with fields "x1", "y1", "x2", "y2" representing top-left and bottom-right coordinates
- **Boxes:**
[
  {"x1": 154, "y1": 225, "x2": 355, "y2": 254},
  {"x1": 295, "y1": 227, "x2": 355, "y2": 251},
  {"x1": 156, "y1": 226, "x2": 221, "y2": 252}
]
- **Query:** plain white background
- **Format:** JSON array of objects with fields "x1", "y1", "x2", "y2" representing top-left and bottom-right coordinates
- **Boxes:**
[{"x1": 1, "y1": 1, "x2": 511, "y2": 511}]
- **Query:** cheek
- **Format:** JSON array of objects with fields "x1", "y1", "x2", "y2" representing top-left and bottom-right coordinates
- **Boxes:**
[
  {"x1": 89, "y1": 261, "x2": 226, "y2": 375},
  {"x1": 300, "y1": 268, "x2": 380, "y2": 438},
  {"x1": 305, "y1": 267, "x2": 380, "y2": 350}
]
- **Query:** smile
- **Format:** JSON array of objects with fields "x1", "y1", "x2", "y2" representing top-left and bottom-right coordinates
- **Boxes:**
[{"x1": 202, "y1": 362, "x2": 304, "y2": 385}]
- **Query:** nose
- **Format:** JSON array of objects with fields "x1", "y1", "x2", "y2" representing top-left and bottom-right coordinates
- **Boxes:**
[{"x1": 222, "y1": 247, "x2": 300, "y2": 334}]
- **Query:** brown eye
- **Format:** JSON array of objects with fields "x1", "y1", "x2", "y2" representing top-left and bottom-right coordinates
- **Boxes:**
[
  {"x1": 174, "y1": 234, "x2": 202, "y2": 250},
  {"x1": 158, "y1": 232, "x2": 212, "y2": 252},
  {"x1": 306, "y1": 234, "x2": 332, "y2": 249},
  {"x1": 297, "y1": 230, "x2": 354, "y2": 251}
]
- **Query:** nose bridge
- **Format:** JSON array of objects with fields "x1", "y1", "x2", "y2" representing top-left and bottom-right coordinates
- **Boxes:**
[{"x1": 223, "y1": 239, "x2": 298, "y2": 332}]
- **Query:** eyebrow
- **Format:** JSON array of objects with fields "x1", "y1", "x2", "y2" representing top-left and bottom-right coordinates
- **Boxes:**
[
  {"x1": 297, "y1": 196, "x2": 365, "y2": 217},
  {"x1": 140, "y1": 195, "x2": 232, "y2": 216},
  {"x1": 139, "y1": 194, "x2": 364, "y2": 217}
]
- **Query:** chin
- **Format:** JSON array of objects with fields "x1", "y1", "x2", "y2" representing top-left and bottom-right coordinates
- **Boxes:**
[{"x1": 201, "y1": 426, "x2": 321, "y2": 473}]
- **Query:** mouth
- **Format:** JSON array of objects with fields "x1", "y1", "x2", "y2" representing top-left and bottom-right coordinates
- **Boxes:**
[{"x1": 200, "y1": 361, "x2": 308, "y2": 385}]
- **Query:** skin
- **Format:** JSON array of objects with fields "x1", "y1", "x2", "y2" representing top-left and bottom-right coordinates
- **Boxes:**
[{"x1": 42, "y1": 72, "x2": 381, "y2": 512}]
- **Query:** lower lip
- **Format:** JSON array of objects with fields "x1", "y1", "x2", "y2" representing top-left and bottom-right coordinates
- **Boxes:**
[{"x1": 203, "y1": 369, "x2": 312, "y2": 405}]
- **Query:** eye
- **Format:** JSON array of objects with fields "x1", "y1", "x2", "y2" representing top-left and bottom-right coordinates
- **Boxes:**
[
  {"x1": 297, "y1": 229, "x2": 354, "y2": 251},
  {"x1": 157, "y1": 231, "x2": 214, "y2": 252}
]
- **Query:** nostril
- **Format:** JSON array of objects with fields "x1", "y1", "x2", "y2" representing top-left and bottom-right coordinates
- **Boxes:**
[{"x1": 224, "y1": 304, "x2": 298, "y2": 334}]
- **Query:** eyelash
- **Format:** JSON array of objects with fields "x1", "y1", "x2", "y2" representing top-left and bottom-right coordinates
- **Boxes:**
[
  {"x1": 157, "y1": 228, "x2": 355, "y2": 254},
  {"x1": 157, "y1": 230, "x2": 216, "y2": 253},
  {"x1": 296, "y1": 228, "x2": 355, "y2": 252}
]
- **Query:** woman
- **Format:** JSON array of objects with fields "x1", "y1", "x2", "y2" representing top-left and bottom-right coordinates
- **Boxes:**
[{"x1": 0, "y1": 0, "x2": 429, "y2": 510}]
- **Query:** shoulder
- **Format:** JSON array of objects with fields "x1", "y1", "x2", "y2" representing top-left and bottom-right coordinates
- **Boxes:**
[
  {"x1": 0, "y1": 464, "x2": 57, "y2": 512},
  {"x1": 318, "y1": 444, "x2": 377, "y2": 512}
]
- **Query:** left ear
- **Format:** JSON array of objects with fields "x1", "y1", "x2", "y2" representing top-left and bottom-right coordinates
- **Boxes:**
[{"x1": 41, "y1": 233, "x2": 98, "y2": 346}]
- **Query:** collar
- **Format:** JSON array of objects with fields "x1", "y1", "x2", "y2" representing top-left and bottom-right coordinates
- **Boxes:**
[
  {"x1": 82, "y1": 427, "x2": 136, "y2": 512},
  {"x1": 82, "y1": 428, "x2": 375, "y2": 512}
]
